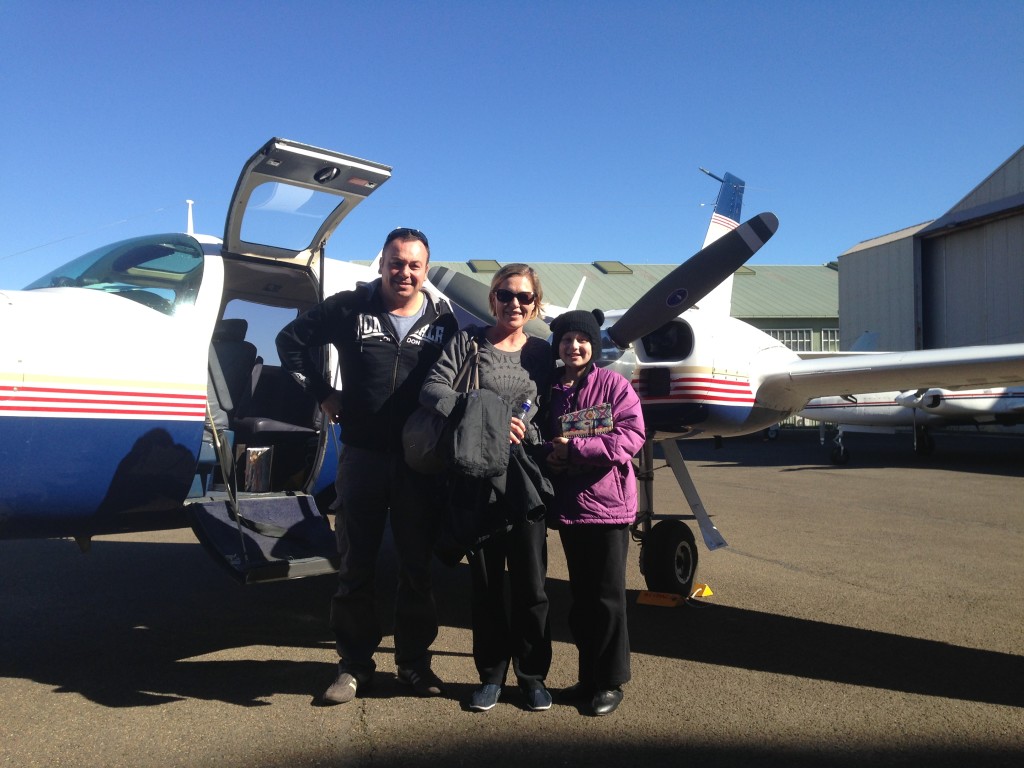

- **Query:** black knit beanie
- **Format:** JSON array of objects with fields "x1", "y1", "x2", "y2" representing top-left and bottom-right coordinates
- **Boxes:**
[{"x1": 550, "y1": 309, "x2": 605, "y2": 356}]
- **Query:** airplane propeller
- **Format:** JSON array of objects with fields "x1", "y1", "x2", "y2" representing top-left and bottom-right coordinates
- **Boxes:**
[
  {"x1": 428, "y1": 211, "x2": 778, "y2": 344},
  {"x1": 606, "y1": 211, "x2": 778, "y2": 347}
]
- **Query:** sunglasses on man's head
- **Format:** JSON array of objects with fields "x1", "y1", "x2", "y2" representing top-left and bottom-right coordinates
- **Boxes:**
[
  {"x1": 384, "y1": 227, "x2": 429, "y2": 250},
  {"x1": 493, "y1": 289, "x2": 536, "y2": 305}
]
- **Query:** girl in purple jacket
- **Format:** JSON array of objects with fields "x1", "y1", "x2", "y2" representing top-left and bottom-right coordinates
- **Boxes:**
[{"x1": 544, "y1": 309, "x2": 646, "y2": 716}]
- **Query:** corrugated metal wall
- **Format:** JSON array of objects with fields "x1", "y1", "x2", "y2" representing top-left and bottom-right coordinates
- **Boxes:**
[
  {"x1": 922, "y1": 214, "x2": 1024, "y2": 347},
  {"x1": 838, "y1": 235, "x2": 919, "y2": 350},
  {"x1": 839, "y1": 146, "x2": 1023, "y2": 351}
]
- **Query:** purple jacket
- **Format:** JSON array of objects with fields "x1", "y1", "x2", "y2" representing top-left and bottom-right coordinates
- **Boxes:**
[{"x1": 544, "y1": 365, "x2": 646, "y2": 526}]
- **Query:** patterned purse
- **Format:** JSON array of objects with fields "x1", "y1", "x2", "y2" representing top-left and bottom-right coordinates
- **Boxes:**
[{"x1": 559, "y1": 402, "x2": 614, "y2": 438}]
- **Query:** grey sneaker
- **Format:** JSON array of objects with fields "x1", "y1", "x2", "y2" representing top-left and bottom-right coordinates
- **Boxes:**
[
  {"x1": 469, "y1": 683, "x2": 502, "y2": 712},
  {"x1": 396, "y1": 667, "x2": 444, "y2": 697},
  {"x1": 323, "y1": 668, "x2": 370, "y2": 705}
]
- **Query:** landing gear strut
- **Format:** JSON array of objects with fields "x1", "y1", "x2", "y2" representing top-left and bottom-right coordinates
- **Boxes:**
[
  {"x1": 633, "y1": 437, "x2": 725, "y2": 596},
  {"x1": 830, "y1": 426, "x2": 849, "y2": 464}
]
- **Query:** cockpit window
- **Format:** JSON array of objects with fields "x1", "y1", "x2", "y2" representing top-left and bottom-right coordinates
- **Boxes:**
[{"x1": 24, "y1": 233, "x2": 205, "y2": 315}]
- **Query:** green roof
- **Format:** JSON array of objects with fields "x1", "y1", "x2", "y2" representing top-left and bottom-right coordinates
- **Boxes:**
[{"x1": 426, "y1": 261, "x2": 838, "y2": 320}]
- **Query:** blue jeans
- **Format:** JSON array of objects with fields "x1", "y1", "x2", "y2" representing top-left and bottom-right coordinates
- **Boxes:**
[{"x1": 330, "y1": 445, "x2": 440, "y2": 674}]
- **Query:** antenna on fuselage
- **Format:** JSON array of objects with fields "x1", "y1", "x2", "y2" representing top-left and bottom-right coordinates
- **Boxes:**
[
  {"x1": 186, "y1": 199, "x2": 195, "y2": 236},
  {"x1": 699, "y1": 167, "x2": 725, "y2": 183}
]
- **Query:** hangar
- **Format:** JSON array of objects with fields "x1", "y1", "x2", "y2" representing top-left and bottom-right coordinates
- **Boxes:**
[{"x1": 838, "y1": 145, "x2": 1024, "y2": 351}]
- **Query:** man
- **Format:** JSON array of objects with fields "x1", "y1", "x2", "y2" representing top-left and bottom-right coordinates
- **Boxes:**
[{"x1": 277, "y1": 227, "x2": 458, "y2": 704}]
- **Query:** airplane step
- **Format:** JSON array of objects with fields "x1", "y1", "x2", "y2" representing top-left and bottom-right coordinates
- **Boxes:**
[{"x1": 187, "y1": 493, "x2": 339, "y2": 584}]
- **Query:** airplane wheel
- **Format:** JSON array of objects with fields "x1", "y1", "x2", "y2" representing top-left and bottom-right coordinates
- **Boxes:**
[
  {"x1": 830, "y1": 444, "x2": 849, "y2": 464},
  {"x1": 641, "y1": 520, "x2": 698, "y2": 597},
  {"x1": 915, "y1": 433, "x2": 936, "y2": 456}
]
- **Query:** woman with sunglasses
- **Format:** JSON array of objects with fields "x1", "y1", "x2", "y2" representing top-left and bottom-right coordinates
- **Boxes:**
[{"x1": 420, "y1": 263, "x2": 554, "y2": 713}]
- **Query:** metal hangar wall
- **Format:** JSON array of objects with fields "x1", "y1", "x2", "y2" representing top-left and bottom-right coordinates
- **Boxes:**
[{"x1": 838, "y1": 145, "x2": 1024, "y2": 351}]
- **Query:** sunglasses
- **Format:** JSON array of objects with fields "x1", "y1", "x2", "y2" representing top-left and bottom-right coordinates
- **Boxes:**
[
  {"x1": 383, "y1": 227, "x2": 429, "y2": 250},
  {"x1": 493, "y1": 289, "x2": 536, "y2": 305}
]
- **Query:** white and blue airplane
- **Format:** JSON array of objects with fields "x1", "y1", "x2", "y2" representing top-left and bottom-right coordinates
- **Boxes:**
[
  {"x1": 3, "y1": 140, "x2": 1023, "y2": 597},
  {"x1": 800, "y1": 385, "x2": 1024, "y2": 463}
]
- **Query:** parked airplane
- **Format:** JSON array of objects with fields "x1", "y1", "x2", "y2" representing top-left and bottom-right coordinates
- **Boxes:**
[
  {"x1": 4, "y1": 143, "x2": 1023, "y2": 598},
  {"x1": 428, "y1": 172, "x2": 1024, "y2": 597},
  {"x1": 799, "y1": 386, "x2": 1024, "y2": 463},
  {"x1": 0, "y1": 140, "x2": 770, "y2": 593}
]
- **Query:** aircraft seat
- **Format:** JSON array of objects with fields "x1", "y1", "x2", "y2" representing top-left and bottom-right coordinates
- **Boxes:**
[
  {"x1": 234, "y1": 365, "x2": 319, "y2": 441},
  {"x1": 195, "y1": 318, "x2": 259, "y2": 496},
  {"x1": 208, "y1": 318, "x2": 259, "y2": 420}
]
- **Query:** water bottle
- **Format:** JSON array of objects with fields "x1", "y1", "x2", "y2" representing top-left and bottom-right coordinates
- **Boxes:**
[{"x1": 513, "y1": 398, "x2": 532, "y2": 452}]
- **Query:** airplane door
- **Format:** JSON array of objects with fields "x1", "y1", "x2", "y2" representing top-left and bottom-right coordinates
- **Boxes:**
[{"x1": 183, "y1": 137, "x2": 392, "y2": 581}]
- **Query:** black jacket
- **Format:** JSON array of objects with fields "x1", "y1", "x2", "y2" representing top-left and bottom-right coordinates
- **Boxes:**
[{"x1": 276, "y1": 280, "x2": 458, "y2": 453}]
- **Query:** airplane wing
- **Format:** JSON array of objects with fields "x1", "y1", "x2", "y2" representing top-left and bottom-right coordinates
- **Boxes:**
[{"x1": 756, "y1": 343, "x2": 1024, "y2": 410}]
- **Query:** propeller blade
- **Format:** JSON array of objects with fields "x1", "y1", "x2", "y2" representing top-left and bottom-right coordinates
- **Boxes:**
[
  {"x1": 607, "y1": 211, "x2": 778, "y2": 348},
  {"x1": 428, "y1": 266, "x2": 551, "y2": 338}
]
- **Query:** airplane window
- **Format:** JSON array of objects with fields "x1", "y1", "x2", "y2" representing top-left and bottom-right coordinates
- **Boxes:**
[
  {"x1": 24, "y1": 233, "x2": 204, "y2": 316},
  {"x1": 222, "y1": 300, "x2": 301, "y2": 366},
  {"x1": 239, "y1": 182, "x2": 345, "y2": 252}
]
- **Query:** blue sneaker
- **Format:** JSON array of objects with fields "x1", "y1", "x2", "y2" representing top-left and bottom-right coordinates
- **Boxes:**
[
  {"x1": 522, "y1": 684, "x2": 552, "y2": 712},
  {"x1": 469, "y1": 683, "x2": 502, "y2": 712}
]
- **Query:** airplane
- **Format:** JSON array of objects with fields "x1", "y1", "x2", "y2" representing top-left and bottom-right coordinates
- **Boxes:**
[
  {"x1": 0, "y1": 138, "x2": 764, "y2": 591},
  {"x1": 4, "y1": 142, "x2": 1023, "y2": 598},
  {"x1": 426, "y1": 171, "x2": 1024, "y2": 598},
  {"x1": 799, "y1": 385, "x2": 1024, "y2": 463}
]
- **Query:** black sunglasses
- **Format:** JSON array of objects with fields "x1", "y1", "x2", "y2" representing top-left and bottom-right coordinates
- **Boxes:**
[
  {"x1": 493, "y1": 289, "x2": 536, "y2": 305},
  {"x1": 383, "y1": 227, "x2": 429, "y2": 250}
]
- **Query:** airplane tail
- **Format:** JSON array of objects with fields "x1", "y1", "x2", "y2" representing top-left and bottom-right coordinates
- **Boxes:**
[{"x1": 695, "y1": 170, "x2": 744, "y2": 317}]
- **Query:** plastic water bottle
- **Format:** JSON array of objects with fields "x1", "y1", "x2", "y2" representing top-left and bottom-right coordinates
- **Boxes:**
[
  {"x1": 513, "y1": 398, "x2": 532, "y2": 452},
  {"x1": 519, "y1": 398, "x2": 533, "y2": 419}
]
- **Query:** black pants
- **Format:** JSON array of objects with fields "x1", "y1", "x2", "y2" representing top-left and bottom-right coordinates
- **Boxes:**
[
  {"x1": 330, "y1": 445, "x2": 440, "y2": 675},
  {"x1": 559, "y1": 524, "x2": 631, "y2": 690},
  {"x1": 468, "y1": 517, "x2": 551, "y2": 687}
]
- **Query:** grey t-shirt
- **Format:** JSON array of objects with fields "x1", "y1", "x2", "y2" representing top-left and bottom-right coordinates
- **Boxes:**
[
  {"x1": 388, "y1": 299, "x2": 427, "y2": 341},
  {"x1": 421, "y1": 327, "x2": 551, "y2": 439}
]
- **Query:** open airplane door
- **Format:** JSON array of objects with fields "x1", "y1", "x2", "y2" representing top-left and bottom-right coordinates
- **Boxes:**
[
  {"x1": 222, "y1": 138, "x2": 392, "y2": 270},
  {"x1": 188, "y1": 139, "x2": 392, "y2": 583}
]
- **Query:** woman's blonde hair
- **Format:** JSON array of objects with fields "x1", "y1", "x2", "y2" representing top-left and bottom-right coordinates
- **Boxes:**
[{"x1": 488, "y1": 263, "x2": 545, "y2": 320}]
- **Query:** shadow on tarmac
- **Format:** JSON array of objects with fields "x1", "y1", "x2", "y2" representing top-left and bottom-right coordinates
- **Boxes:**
[
  {"x1": 1, "y1": 528, "x2": 1020, "y2": 713},
  {"x1": 677, "y1": 428, "x2": 1024, "y2": 479}
]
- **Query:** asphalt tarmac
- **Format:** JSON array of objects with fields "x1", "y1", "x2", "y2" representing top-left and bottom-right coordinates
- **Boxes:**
[{"x1": 2, "y1": 429, "x2": 1022, "y2": 767}]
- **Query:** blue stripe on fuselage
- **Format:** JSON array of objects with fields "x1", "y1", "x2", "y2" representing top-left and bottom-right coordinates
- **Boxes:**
[{"x1": 0, "y1": 415, "x2": 204, "y2": 538}]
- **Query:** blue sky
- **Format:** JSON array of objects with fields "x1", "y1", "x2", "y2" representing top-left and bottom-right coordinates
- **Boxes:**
[{"x1": 2, "y1": 0, "x2": 1022, "y2": 290}]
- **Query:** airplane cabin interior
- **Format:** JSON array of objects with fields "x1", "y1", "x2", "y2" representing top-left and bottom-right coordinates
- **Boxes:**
[{"x1": 196, "y1": 259, "x2": 327, "y2": 500}]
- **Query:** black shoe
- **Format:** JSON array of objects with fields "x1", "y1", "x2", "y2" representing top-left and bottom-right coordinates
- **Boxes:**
[
  {"x1": 558, "y1": 682, "x2": 592, "y2": 703},
  {"x1": 590, "y1": 688, "x2": 623, "y2": 716},
  {"x1": 397, "y1": 667, "x2": 444, "y2": 697}
]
